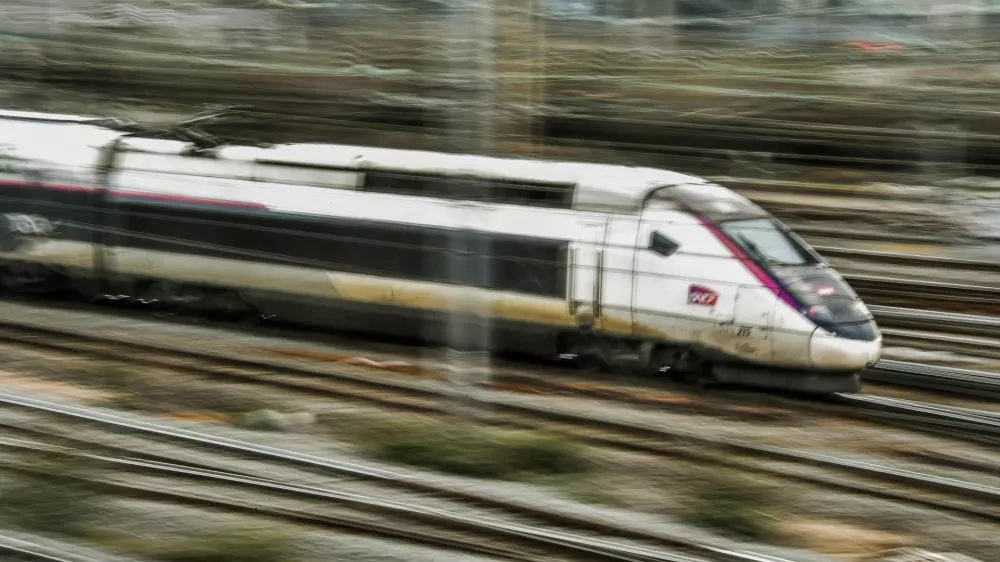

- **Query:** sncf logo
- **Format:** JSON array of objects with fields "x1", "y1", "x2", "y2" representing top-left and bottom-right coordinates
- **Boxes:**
[{"x1": 687, "y1": 284, "x2": 719, "y2": 307}]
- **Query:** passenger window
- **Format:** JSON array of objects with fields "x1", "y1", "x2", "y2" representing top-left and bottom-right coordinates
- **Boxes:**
[{"x1": 649, "y1": 231, "x2": 679, "y2": 257}]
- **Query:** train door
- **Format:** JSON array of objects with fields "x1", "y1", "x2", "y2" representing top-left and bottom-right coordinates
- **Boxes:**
[
  {"x1": 569, "y1": 220, "x2": 608, "y2": 331},
  {"x1": 599, "y1": 215, "x2": 639, "y2": 336}
]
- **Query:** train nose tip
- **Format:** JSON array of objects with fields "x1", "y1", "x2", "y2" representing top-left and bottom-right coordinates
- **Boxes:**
[
  {"x1": 810, "y1": 331, "x2": 882, "y2": 371},
  {"x1": 866, "y1": 337, "x2": 883, "y2": 367}
]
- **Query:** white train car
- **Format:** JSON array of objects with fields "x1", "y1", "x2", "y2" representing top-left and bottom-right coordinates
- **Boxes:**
[{"x1": 0, "y1": 109, "x2": 881, "y2": 393}]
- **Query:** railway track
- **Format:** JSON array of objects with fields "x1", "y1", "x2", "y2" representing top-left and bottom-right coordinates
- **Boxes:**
[
  {"x1": 881, "y1": 328, "x2": 1000, "y2": 360},
  {"x1": 797, "y1": 227, "x2": 958, "y2": 246},
  {"x1": 832, "y1": 393, "x2": 1000, "y2": 442},
  {"x1": 4, "y1": 287, "x2": 997, "y2": 389},
  {"x1": 868, "y1": 306, "x2": 1000, "y2": 359},
  {"x1": 865, "y1": 361, "x2": 1000, "y2": 398},
  {"x1": 0, "y1": 398, "x2": 800, "y2": 562},
  {"x1": 0, "y1": 304, "x2": 994, "y2": 430},
  {"x1": 4, "y1": 386, "x2": 1000, "y2": 542},
  {"x1": 0, "y1": 543, "x2": 78, "y2": 562},
  {"x1": 818, "y1": 247, "x2": 1000, "y2": 315},
  {"x1": 811, "y1": 246, "x2": 1000, "y2": 314},
  {"x1": 3, "y1": 282, "x2": 1000, "y2": 401},
  {"x1": 0, "y1": 311, "x2": 992, "y2": 425},
  {"x1": 1, "y1": 310, "x2": 1000, "y2": 527},
  {"x1": 819, "y1": 247, "x2": 1000, "y2": 274},
  {"x1": 871, "y1": 306, "x2": 1000, "y2": 339},
  {"x1": 849, "y1": 275, "x2": 1000, "y2": 315},
  {"x1": 0, "y1": 543, "x2": 82, "y2": 562},
  {"x1": 0, "y1": 439, "x2": 717, "y2": 562},
  {"x1": 0, "y1": 532, "x2": 137, "y2": 562}
]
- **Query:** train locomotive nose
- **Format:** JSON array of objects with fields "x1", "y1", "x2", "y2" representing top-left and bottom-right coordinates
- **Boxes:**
[{"x1": 809, "y1": 329, "x2": 883, "y2": 371}]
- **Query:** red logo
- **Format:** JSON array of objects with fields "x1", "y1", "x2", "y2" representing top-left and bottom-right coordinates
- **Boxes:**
[
  {"x1": 816, "y1": 286, "x2": 836, "y2": 297},
  {"x1": 688, "y1": 285, "x2": 719, "y2": 307}
]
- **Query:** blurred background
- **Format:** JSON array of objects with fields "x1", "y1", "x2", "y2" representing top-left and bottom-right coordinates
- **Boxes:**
[
  {"x1": 2, "y1": 3, "x2": 1000, "y2": 562},
  {"x1": 4, "y1": 0, "x2": 1000, "y2": 246},
  {"x1": 0, "y1": 1, "x2": 994, "y2": 171}
]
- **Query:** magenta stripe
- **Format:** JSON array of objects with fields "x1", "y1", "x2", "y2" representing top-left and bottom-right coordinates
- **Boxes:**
[
  {"x1": 112, "y1": 190, "x2": 267, "y2": 210},
  {"x1": 0, "y1": 179, "x2": 90, "y2": 194},
  {"x1": 698, "y1": 218, "x2": 799, "y2": 310}
]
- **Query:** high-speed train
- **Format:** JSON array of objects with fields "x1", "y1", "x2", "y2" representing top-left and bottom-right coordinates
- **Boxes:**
[{"x1": 0, "y1": 109, "x2": 881, "y2": 393}]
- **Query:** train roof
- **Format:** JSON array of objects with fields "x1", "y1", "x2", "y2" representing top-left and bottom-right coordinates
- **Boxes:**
[
  {"x1": 241, "y1": 143, "x2": 709, "y2": 214},
  {"x1": 0, "y1": 116, "x2": 124, "y2": 166},
  {"x1": 115, "y1": 138, "x2": 709, "y2": 214},
  {"x1": 0, "y1": 111, "x2": 709, "y2": 214}
]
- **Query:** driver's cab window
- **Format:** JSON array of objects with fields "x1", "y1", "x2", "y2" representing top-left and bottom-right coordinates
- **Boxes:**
[{"x1": 719, "y1": 218, "x2": 818, "y2": 266}]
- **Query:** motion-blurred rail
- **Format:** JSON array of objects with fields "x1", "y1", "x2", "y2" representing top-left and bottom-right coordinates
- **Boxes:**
[
  {"x1": 866, "y1": 361, "x2": 1000, "y2": 399},
  {"x1": 1, "y1": 307, "x2": 1000, "y2": 508},
  {"x1": 0, "y1": 395, "x2": 794, "y2": 562},
  {"x1": 0, "y1": 533, "x2": 120, "y2": 562},
  {"x1": 4, "y1": 386, "x2": 1000, "y2": 528}
]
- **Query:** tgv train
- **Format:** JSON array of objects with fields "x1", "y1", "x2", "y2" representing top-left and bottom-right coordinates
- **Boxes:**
[{"x1": 0, "y1": 109, "x2": 881, "y2": 393}]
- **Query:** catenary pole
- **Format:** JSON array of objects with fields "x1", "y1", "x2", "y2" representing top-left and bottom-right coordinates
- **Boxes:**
[{"x1": 443, "y1": 0, "x2": 495, "y2": 417}]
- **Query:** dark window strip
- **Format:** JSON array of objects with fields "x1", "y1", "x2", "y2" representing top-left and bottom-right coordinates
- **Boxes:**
[
  {"x1": 363, "y1": 171, "x2": 576, "y2": 209},
  {"x1": 0, "y1": 182, "x2": 569, "y2": 298}
]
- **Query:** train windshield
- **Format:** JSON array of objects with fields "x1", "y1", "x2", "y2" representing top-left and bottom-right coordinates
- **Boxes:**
[
  {"x1": 720, "y1": 218, "x2": 819, "y2": 266},
  {"x1": 775, "y1": 269, "x2": 878, "y2": 340}
]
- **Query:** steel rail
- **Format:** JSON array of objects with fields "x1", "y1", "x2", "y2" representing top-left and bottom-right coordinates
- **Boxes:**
[
  {"x1": 797, "y1": 227, "x2": 955, "y2": 246},
  {"x1": 0, "y1": 298, "x2": 994, "y2": 391},
  {"x1": 0, "y1": 307, "x2": 998, "y2": 439},
  {"x1": 869, "y1": 305, "x2": 1000, "y2": 338},
  {"x1": 0, "y1": 440, "x2": 704, "y2": 562},
  {"x1": 833, "y1": 393, "x2": 1000, "y2": 440},
  {"x1": 871, "y1": 306, "x2": 1000, "y2": 328},
  {"x1": 0, "y1": 424, "x2": 809, "y2": 562},
  {"x1": 0, "y1": 393, "x2": 798, "y2": 562},
  {"x1": 4, "y1": 387, "x2": 1000, "y2": 526},
  {"x1": 839, "y1": 394, "x2": 1000, "y2": 424},
  {"x1": 879, "y1": 328, "x2": 1000, "y2": 360},
  {"x1": 0, "y1": 545, "x2": 77, "y2": 562},
  {"x1": 0, "y1": 534, "x2": 123, "y2": 562},
  {"x1": 0, "y1": 306, "x2": 999, "y2": 489},
  {"x1": 846, "y1": 275, "x2": 1000, "y2": 300},
  {"x1": 0, "y1": 311, "x2": 996, "y2": 425},
  {"x1": 864, "y1": 360, "x2": 1000, "y2": 398},
  {"x1": 0, "y1": 307, "x2": 997, "y2": 433},
  {"x1": 0, "y1": 443, "x2": 570, "y2": 562},
  {"x1": 844, "y1": 275, "x2": 1000, "y2": 315},
  {"x1": 817, "y1": 247, "x2": 1000, "y2": 273}
]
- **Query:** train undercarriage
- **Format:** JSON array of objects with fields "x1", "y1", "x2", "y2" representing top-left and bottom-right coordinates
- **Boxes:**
[{"x1": 0, "y1": 259, "x2": 860, "y2": 395}]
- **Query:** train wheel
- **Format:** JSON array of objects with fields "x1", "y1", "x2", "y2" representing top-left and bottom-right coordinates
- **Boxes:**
[
  {"x1": 556, "y1": 331, "x2": 610, "y2": 374},
  {"x1": 215, "y1": 290, "x2": 261, "y2": 322},
  {"x1": 670, "y1": 351, "x2": 715, "y2": 387},
  {"x1": 639, "y1": 344, "x2": 674, "y2": 378}
]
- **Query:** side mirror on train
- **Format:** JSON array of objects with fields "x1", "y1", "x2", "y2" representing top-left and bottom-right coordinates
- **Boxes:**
[{"x1": 649, "y1": 231, "x2": 679, "y2": 257}]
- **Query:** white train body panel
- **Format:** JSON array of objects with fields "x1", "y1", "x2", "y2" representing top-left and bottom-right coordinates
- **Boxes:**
[{"x1": 0, "y1": 110, "x2": 882, "y2": 389}]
